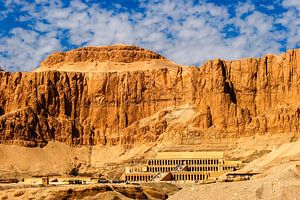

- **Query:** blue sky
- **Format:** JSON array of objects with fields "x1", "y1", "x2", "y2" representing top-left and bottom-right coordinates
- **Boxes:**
[{"x1": 0, "y1": 0, "x2": 299, "y2": 71}]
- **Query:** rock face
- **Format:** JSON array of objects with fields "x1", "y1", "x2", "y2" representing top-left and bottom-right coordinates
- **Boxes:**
[
  {"x1": 36, "y1": 44, "x2": 179, "y2": 73},
  {"x1": 0, "y1": 45, "x2": 300, "y2": 147}
]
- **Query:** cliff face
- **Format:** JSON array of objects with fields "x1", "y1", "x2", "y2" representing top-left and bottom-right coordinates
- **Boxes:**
[{"x1": 0, "y1": 45, "x2": 300, "y2": 147}]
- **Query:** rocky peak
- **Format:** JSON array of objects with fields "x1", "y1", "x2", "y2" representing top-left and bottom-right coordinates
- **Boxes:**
[{"x1": 37, "y1": 44, "x2": 175, "y2": 72}]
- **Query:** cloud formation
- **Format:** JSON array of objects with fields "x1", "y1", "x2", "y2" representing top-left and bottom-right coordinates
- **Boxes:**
[{"x1": 0, "y1": 0, "x2": 299, "y2": 71}]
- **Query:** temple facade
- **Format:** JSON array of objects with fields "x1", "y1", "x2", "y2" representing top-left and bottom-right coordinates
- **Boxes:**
[{"x1": 123, "y1": 151, "x2": 241, "y2": 182}]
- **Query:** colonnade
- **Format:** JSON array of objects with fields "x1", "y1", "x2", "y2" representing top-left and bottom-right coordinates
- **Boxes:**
[
  {"x1": 125, "y1": 174, "x2": 153, "y2": 182},
  {"x1": 148, "y1": 159, "x2": 220, "y2": 166},
  {"x1": 125, "y1": 173, "x2": 210, "y2": 182},
  {"x1": 147, "y1": 166, "x2": 219, "y2": 172},
  {"x1": 172, "y1": 173, "x2": 209, "y2": 181},
  {"x1": 189, "y1": 166, "x2": 219, "y2": 172}
]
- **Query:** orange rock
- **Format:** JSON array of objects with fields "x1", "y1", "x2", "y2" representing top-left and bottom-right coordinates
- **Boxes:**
[{"x1": 0, "y1": 45, "x2": 300, "y2": 147}]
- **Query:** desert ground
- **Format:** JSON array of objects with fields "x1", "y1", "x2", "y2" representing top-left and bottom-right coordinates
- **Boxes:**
[{"x1": 1, "y1": 135, "x2": 300, "y2": 199}]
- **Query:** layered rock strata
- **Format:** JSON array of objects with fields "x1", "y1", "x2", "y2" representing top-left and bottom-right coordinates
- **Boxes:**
[{"x1": 0, "y1": 45, "x2": 299, "y2": 147}]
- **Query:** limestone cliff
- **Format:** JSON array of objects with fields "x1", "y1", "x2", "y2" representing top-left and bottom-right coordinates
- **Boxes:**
[{"x1": 0, "y1": 45, "x2": 300, "y2": 147}]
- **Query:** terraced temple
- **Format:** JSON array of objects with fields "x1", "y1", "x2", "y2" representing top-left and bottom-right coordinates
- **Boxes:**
[{"x1": 123, "y1": 151, "x2": 241, "y2": 182}]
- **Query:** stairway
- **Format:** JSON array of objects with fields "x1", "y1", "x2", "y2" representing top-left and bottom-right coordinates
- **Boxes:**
[{"x1": 150, "y1": 172, "x2": 172, "y2": 182}]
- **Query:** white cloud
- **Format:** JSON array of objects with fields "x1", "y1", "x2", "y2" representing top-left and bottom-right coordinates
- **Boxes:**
[
  {"x1": 235, "y1": 1, "x2": 255, "y2": 17},
  {"x1": 283, "y1": 0, "x2": 300, "y2": 10},
  {"x1": 0, "y1": 0, "x2": 299, "y2": 71},
  {"x1": 280, "y1": 0, "x2": 300, "y2": 49},
  {"x1": 0, "y1": 28, "x2": 61, "y2": 71}
]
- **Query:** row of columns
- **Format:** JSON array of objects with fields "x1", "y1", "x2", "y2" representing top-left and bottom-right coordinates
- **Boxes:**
[
  {"x1": 173, "y1": 174, "x2": 209, "y2": 181},
  {"x1": 148, "y1": 159, "x2": 219, "y2": 166},
  {"x1": 125, "y1": 173, "x2": 210, "y2": 182},
  {"x1": 148, "y1": 166, "x2": 175, "y2": 172},
  {"x1": 125, "y1": 175, "x2": 153, "y2": 182},
  {"x1": 223, "y1": 166, "x2": 234, "y2": 171},
  {"x1": 189, "y1": 166, "x2": 219, "y2": 172},
  {"x1": 148, "y1": 166, "x2": 219, "y2": 172}
]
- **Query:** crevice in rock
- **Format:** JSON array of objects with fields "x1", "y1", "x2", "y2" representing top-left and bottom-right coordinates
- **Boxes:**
[
  {"x1": 0, "y1": 107, "x2": 4, "y2": 116},
  {"x1": 224, "y1": 81, "x2": 237, "y2": 104}
]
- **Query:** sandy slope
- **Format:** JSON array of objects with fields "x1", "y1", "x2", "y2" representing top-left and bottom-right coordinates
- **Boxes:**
[
  {"x1": 170, "y1": 162, "x2": 300, "y2": 200},
  {"x1": 35, "y1": 60, "x2": 181, "y2": 73},
  {"x1": 1, "y1": 136, "x2": 300, "y2": 199},
  {"x1": 170, "y1": 140, "x2": 300, "y2": 200},
  {"x1": 0, "y1": 142, "x2": 152, "y2": 178}
]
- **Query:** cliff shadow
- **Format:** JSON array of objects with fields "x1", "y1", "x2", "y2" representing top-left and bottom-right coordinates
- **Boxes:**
[
  {"x1": 0, "y1": 107, "x2": 4, "y2": 116},
  {"x1": 224, "y1": 81, "x2": 237, "y2": 104}
]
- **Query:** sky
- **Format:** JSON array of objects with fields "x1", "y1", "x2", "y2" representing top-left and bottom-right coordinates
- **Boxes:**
[{"x1": 0, "y1": 0, "x2": 299, "y2": 71}]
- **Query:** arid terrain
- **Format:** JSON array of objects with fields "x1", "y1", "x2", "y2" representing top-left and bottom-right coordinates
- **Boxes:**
[{"x1": 1, "y1": 44, "x2": 300, "y2": 199}]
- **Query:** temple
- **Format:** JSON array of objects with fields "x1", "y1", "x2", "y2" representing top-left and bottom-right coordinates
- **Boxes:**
[{"x1": 123, "y1": 151, "x2": 241, "y2": 182}]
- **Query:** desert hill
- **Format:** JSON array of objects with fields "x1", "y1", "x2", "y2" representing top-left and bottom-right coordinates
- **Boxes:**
[
  {"x1": 0, "y1": 45, "x2": 300, "y2": 147},
  {"x1": 36, "y1": 44, "x2": 180, "y2": 73}
]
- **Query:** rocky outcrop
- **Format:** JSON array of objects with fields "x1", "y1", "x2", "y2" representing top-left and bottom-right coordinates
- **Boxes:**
[
  {"x1": 0, "y1": 46, "x2": 300, "y2": 147},
  {"x1": 41, "y1": 45, "x2": 166, "y2": 66},
  {"x1": 37, "y1": 44, "x2": 178, "y2": 73},
  {"x1": 0, "y1": 183, "x2": 177, "y2": 200}
]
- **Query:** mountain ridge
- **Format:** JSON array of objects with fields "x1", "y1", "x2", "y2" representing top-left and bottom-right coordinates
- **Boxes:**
[{"x1": 0, "y1": 46, "x2": 299, "y2": 147}]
